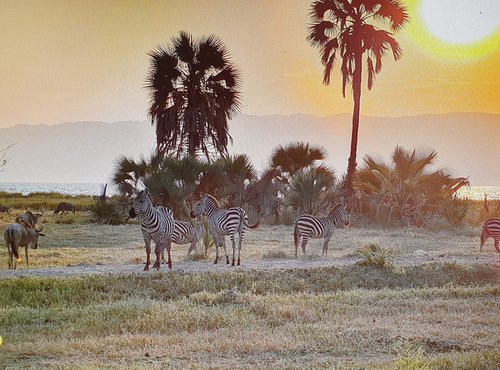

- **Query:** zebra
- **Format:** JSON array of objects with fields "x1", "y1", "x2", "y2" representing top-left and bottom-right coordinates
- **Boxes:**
[
  {"x1": 293, "y1": 204, "x2": 350, "y2": 257},
  {"x1": 480, "y1": 218, "x2": 500, "y2": 253},
  {"x1": 128, "y1": 188, "x2": 175, "y2": 270},
  {"x1": 157, "y1": 220, "x2": 203, "y2": 263},
  {"x1": 190, "y1": 194, "x2": 259, "y2": 266}
]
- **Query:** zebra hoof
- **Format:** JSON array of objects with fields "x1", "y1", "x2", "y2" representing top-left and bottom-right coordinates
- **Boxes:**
[
  {"x1": 213, "y1": 259, "x2": 218, "y2": 265},
  {"x1": 226, "y1": 257, "x2": 230, "y2": 264},
  {"x1": 231, "y1": 261, "x2": 235, "y2": 266}
]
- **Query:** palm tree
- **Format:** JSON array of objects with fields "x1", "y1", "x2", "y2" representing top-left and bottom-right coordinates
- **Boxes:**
[
  {"x1": 354, "y1": 146, "x2": 469, "y2": 225},
  {"x1": 308, "y1": 0, "x2": 409, "y2": 196},
  {"x1": 146, "y1": 31, "x2": 241, "y2": 161},
  {"x1": 270, "y1": 142, "x2": 326, "y2": 182},
  {"x1": 286, "y1": 165, "x2": 336, "y2": 215},
  {"x1": 217, "y1": 154, "x2": 257, "y2": 207}
]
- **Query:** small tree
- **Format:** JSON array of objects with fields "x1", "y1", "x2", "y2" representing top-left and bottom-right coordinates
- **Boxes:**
[{"x1": 0, "y1": 144, "x2": 15, "y2": 172}]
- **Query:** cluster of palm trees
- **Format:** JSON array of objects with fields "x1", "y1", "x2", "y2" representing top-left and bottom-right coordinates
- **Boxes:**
[
  {"x1": 145, "y1": 1, "x2": 410, "y2": 203},
  {"x1": 119, "y1": 2, "x2": 469, "y2": 227},
  {"x1": 112, "y1": 142, "x2": 339, "y2": 221}
]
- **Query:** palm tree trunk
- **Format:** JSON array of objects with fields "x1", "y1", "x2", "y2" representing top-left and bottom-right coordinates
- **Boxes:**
[{"x1": 345, "y1": 54, "x2": 363, "y2": 197}]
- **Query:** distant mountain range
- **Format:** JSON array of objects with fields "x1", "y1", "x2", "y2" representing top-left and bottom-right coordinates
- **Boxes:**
[{"x1": 0, "y1": 112, "x2": 498, "y2": 185}]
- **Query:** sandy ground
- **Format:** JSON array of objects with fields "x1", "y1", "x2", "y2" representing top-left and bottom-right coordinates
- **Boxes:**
[{"x1": 1, "y1": 224, "x2": 500, "y2": 279}]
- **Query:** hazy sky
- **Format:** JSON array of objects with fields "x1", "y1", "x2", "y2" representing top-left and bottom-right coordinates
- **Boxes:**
[{"x1": 0, "y1": 0, "x2": 499, "y2": 127}]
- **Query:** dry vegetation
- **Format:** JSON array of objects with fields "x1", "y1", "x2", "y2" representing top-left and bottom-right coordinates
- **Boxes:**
[{"x1": 1, "y1": 208, "x2": 499, "y2": 369}]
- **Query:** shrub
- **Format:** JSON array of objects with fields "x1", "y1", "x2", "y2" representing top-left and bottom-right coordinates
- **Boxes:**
[{"x1": 355, "y1": 244, "x2": 394, "y2": 268}]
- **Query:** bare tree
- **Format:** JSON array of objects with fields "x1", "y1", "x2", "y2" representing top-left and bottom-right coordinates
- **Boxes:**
[{"x1": 0, "y1": 144, "x2": 15, "y2": 172}]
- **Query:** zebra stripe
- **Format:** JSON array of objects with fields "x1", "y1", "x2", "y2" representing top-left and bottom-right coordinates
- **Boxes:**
[
  {"x1": 129, "y1": 189, "x2": 175, "y2": 270},
  {"x1": 190, "y1": 194, "x2": 259, "y2": 266},
  {"x1": 293, "y1": 204, "x2": 350, "y2": 257},
  {"x1": 480, "y1": 218, "x2": 500, "y2": 253}
]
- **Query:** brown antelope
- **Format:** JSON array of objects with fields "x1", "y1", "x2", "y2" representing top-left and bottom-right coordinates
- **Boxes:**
[{"x1": 4, "y1": 223, "x2": 45, "y2": 269}]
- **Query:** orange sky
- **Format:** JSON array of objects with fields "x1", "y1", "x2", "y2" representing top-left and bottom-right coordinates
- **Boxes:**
[{"x1": 0, "y1": 0, "x2": 499, "y2": 127}]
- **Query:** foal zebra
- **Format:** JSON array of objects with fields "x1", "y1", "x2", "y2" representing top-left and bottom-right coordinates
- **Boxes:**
[
  {"x1": 190, "y1": 194, "x2": 259, "y2": 266},
  {"x1": 128, "y1": 189, "x2": 175, "y2": 270},
  {"x1": 294, "y1": 204, "x2": 350, "y2": 257},
  {"x1": 480, "y1": 218, "x2": 500, "y2": 253}
]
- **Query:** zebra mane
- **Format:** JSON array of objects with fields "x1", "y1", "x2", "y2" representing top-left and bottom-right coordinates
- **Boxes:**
[
  {"x1": 203, "y1": 194, "x2": 220, "y2": 208},
  {"x1": 328, "y1": 203, "x2": 345, "y2": 215}
]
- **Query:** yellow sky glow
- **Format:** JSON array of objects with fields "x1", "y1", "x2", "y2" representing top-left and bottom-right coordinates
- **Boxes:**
[{"x1": 0, "y1": 0, "x2": 499, "y2": 127}]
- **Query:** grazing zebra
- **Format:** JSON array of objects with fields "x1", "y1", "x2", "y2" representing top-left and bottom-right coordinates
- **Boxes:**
[
  {"x1": 293, "y1": 204, "x2": 350, "y2": 257},
  {"x1": 190, "y1": 194, "x2": 259, "y2": 266},
  {"x1": 158, "y1": 220, "x2": 203, "y2": 263},
  {"x1": 128, "y1": 189, "x2": 175, "y2": 270},
  {"x1": 480, "y1": 218, "x2": 500, "y2": 253}
]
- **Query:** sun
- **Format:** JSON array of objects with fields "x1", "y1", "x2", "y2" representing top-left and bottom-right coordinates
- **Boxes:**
[{"x1": 406, "y1": 0, "x2": 500, "y2": 60}]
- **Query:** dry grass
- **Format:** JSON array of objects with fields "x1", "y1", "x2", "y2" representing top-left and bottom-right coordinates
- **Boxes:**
[{"x1": 1, "y1": 212, "x2": 499, "y2": 368}]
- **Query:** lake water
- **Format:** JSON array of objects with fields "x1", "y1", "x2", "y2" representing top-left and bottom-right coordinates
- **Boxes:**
[
  {"x1": 0, "y1": 182, "x2": 116, "y2": 196},
  {"x1": 0, "y1": 182, "x2": 499, "y2": 200}
]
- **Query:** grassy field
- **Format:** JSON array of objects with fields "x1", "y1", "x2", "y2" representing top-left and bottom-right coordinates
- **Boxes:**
[{"x1": 1, "y1": 209, "x2": 499, "y2": 368}]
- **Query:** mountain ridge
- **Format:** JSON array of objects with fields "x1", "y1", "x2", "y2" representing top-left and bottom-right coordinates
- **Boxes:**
[{"x1": 0, "y1": 112, "x2": 498, "y2": 185}]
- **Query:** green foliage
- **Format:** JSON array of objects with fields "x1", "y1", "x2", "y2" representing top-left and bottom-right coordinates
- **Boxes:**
[
  {"x1": 286, "y1": 165, "x2": 336, "y2": 215},
  {"x1": 354, "y1": 146, "x2": 469, "y2": 226}
]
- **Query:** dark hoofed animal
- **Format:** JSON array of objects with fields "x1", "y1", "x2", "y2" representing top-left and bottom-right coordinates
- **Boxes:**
[
  {"x1": 4, "y1": 223, "x2": 45, "y2": 269},
  {"x1": 54, "y1": 202, "x2": 76, "y2": 214},
  {"x1": 190, "y1": 194, "x2": 259, "y2": 266},
  {"x1": 480, "y1": 218, "x2": 500, "y2": 253},
  {"x1": 294, "y1": 204, "x2": 350, "y2": 257},
  {"x1": 129, "y1": 188, "x2": 175, "y2": 271}
]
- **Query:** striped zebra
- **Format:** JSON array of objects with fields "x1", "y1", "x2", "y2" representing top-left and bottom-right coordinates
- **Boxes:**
[
  {"x1": 190, "y1": 194, "x2": 259, "y2": 266},
  {"x1": 158, "y1": 220, "x2": 203, "y2": 263},
  {"x1": 293, "y1": 204, "x2": 350, "y2": 257},
  {"x1": 480, "y1": 218, "x2": 500, "y2": 253},
  {"x1": 128, "y1": 189, "x2": 175, "y2": 270}
]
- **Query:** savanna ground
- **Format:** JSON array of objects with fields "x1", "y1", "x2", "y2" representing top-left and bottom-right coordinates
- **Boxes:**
[{"x1": 0, "y1": 210, "x2": 499, "y2": 369}]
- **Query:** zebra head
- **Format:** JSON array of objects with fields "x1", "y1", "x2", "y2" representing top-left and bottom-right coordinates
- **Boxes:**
[
  {"x1": 190, "y1": 196, "x2": 207, "y2": 219},
  {"x1": 128, "y1": 188, "x2": 151, "y2": 219},
  {"x1": 190, "y1": 194, "x2": 219, "y2": 218},
  {"x1": 329, "y1": 204, "x2": 351, "y2": 227}
]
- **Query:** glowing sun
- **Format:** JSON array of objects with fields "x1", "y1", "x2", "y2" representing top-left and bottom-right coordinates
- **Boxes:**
[{"x1": 408, "y1": 0, "x2": 500, "y2": 59}]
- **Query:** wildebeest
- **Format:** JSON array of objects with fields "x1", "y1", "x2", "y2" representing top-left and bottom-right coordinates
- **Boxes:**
[
  {"x1": 54, "y1": 201, "x2": 76, "y2": 214},
  {"x1": 4, "y1": 223, "x2": 45, "y2": 269},
  {"x1": 0, "y1": 205, "x2": 11, "y2": 214},
  {"x1": 15, "y1": 210, "x2": 44, "y2": 229}
]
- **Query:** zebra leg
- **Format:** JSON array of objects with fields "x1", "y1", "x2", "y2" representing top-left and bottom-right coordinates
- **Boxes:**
[
  {"x1": 322, "y1": 236, "x2": 331, "y2": 256},
  {"x1": 212, "y1": 232, "x2": 220, "y2": 264},
  {"x1": 153, "y1": 241, "x2": 163, "y2": 270},
  {"x1": 230, "y1": 234, "x2": 237, "y2": 266},
  {"x1": 221, "y1": 236, "x2": 229, "y2": 265},
  {"x1": 301, "y1": 236, "x2": 309, "y2": 255},
  {"x1": 187, "y1": 240, "x2": 196, "y2": 255},
  {"x1": 166, "y1": 240, "x2": 172, "y2": 269},
  {"x1": 294, "y1": 227, "x2": 300, "y2": 258},
  {"x1": 237, "y1": 232, "x2": 243, "y2": 266},
  {"x1": 495, "y1": 239, "x2": 500, "y2": 253},
  {"x1": 144, "y1": 235, "x2": 151, "y2": 271}
]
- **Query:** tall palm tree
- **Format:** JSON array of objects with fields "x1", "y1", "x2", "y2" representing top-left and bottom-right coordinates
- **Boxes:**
[
  {"x1": 270, "y1": 141, "x2": 326, "y2": 181},
  {"x1": 308, "y1": 0, "x2": 409, "y2": 196},
  {"x1": 146, "y1": 31, "x2": 241, "y2": 161}
]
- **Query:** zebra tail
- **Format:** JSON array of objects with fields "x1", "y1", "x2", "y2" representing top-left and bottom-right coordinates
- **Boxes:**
[
  {"x1": 246, "y1": 220, "x2": 260, "y2": 229},
  {"x1": 293, "y1": 223, "x2": 299, "y2": 248},
  {"x1": 8, "y1": 228, "x2": 20, "y2": 261}
]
